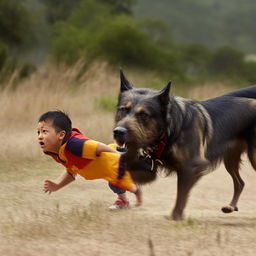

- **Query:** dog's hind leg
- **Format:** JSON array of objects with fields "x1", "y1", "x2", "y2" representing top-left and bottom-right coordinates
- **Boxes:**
[{"x1": 221, "y1": 143, "x2": 245, "y2": 213}]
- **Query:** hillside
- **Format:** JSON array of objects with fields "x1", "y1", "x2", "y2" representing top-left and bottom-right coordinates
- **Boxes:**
[{"x1": 134, "y1": 0, "x2": 256, "y2": 53}]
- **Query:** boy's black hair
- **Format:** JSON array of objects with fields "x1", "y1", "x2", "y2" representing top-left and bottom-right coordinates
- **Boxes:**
[{"x1": 38, "y1": 110, "x2": 72, "y2": 143}]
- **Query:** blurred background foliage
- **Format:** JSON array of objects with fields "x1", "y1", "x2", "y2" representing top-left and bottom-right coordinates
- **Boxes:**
[{"x1": 0, "y1": 0, "x2": 256, "y2": 85}]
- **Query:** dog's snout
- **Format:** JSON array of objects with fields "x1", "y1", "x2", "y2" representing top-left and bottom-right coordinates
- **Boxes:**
[
  {"x1": 113, "y1": 126, "x2": 128, "y2": 146},
  {"x1": 113, "y1": 127, "x2": 127, "y2": 136}
]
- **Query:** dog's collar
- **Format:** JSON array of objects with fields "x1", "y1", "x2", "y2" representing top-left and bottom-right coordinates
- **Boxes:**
[
  {"x1": 141, "y1": 134, "x2": 168, "y2": 169},
  {"x1": 153, "y1": 134, "x2": 168, "y2": 159}
]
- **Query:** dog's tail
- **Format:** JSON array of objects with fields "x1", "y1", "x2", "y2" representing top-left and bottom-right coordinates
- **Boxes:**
[{"x1": 246, "y1": 125, "x2": 256, "y2": 170}]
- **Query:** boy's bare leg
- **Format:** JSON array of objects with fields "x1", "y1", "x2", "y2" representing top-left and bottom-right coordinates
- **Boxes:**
[
  {"x1": 134, "y1": 187, "x2": 142, "y2": 206},
  {"x1": 118, "y1": 192, "x2": 128, "y2": 201}
]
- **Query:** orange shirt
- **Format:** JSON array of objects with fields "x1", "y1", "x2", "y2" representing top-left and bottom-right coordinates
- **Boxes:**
[{"x1": 46, "y1": 128, "x2": 135, "y2": 191}]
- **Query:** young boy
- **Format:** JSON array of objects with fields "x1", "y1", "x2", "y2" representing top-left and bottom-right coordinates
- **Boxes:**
[{"x1": 37, "y1": 110, "x2": 142, "y2": 207}]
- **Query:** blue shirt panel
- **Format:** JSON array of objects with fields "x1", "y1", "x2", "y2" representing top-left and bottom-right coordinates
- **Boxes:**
[{"x1": 66, "y1": 136, "x2": 86, "y2": 157}]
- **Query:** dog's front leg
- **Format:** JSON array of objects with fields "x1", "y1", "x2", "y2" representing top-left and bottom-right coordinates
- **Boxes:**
[{"x1": 172, "y1": 168, "x2": 202, "y2": 221}]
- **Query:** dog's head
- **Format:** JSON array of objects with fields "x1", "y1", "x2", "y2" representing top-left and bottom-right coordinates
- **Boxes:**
[{"x1": 114, "y1": 70, "x2": 172, "y2": 151}]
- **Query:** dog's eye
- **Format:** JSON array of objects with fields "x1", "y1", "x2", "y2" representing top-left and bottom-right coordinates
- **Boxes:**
[
  {"x1": 119, "y1": 106, "x2": 130, "y2": 114},
  {"x1": 137, "y1": 111, "x2": 149, "y2": 120}
]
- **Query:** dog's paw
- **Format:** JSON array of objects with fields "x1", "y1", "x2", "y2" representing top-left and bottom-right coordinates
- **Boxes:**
[{"x1": 221, "y1": 205, "x2": 239, "y2": 213}]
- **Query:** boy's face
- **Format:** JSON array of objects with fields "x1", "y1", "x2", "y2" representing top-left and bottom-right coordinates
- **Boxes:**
[{"x1": 37, "y1": 120, "x2": 66, "y2": 153}]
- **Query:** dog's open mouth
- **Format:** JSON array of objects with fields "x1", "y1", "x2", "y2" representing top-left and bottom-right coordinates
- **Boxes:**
[
  {"x1": 117, "y1": 142, "x2": 126, "y2": 148},
  {"x1": 116, "y1": 144, "x2": 127, "y2": 153},
  {"x1": 114, "y1": 135, "x2": 127, "y2": 147},
  {"x1": 115, "y1": 139, "x2": 126, "y2": 147}
]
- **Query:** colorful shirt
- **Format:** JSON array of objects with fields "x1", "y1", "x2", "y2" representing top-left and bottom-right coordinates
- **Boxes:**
[{"x1": 45, "y1": 128, "x2": 135, "y2": 191}]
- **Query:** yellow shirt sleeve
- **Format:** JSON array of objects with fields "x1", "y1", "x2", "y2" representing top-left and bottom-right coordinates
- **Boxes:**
[
  {"x1": 66, "y1": 168, "x2": 77, "y2": 175},
  {"x1": 108, "y1": 143, "x2": 118, "y2": 150},
  {"x1": 82, "y1": 139, "x2": 99, "y2": 159}
]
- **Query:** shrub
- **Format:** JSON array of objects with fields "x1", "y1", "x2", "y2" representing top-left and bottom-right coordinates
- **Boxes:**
[
  {"x1": 90, "y1": 15, "x2": 183, "y2": 76},
  {"x1": 51, "y1": 22, "x2": 88, "y2": 64},
  {"x1": 50, "y1": 1, "x2": 184, "y2": 78},
  {"x1": 0, "y1": 0, "x2": 33, "y2": 46},
  {"x1": 241, "y1": 61, "x2": 256, "y2": 84},
  {"x1": 0, "y1": 41, "x2": 7, "y2": 70},
  {"x1": 50, "y1": 0, "x2": 112, "y2": 64},
  {"x1": 208, "y1": 46, "x2": 244, "y2": 77},
  {"x1": 91, "y1": 16, "x2": 157, "y2": 66},
  {"x1": 181, "y1": 43, "x2": 210, "y2": 76}
]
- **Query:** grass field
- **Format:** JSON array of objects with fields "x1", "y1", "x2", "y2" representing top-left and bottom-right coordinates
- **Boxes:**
[{"x1": 1, "y1": 63, "x2": 256, "y2": 256}]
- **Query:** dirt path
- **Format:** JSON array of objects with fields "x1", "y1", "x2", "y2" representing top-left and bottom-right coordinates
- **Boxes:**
[{"x1": 1, "y1": 159, "x2": 256, "y2": 256}]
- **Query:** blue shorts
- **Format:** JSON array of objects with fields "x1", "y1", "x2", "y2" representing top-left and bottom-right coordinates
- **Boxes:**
[{"x1": 108, "y1": 183, "x2": 126, "y2": 194}]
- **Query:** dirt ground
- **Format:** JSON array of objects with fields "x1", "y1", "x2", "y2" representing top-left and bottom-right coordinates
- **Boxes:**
[
  {"x1": 1, "y1": 157, "x2": 256, "y2": 256},
  {"x1": 1, "y1": 72, "x2": 256, "y2": 255}
]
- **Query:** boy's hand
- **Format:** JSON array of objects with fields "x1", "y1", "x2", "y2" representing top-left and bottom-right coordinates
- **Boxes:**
[
  {"x1": 43, "y1": 180, "x2": 59, "y2": 194},
  {"x1": 43, "y1": 171, "x2": 75, "y2": 194}
]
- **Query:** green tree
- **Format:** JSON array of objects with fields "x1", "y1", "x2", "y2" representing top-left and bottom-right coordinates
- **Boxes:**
[
  {"x1": 50, "y1": 0, "x2": 183, "y2": 78},
  {"x1": 41, "y1": 0, "x2": 135, "y2": 25},
  {"x1": 240, "y1": 61, "x2": 256, "y2": 84},
  {"x1": 40, "y1": 0, "x2": 81, "y2": 24},
  {"x1": 139, "y1": 18, "x2": 173, "y2": 46},
  {"x1": 51, "y1": 0, "x2": 112, "y2": 64},
  {"x1": 208, "y1": 46, "x2": 244, "y2": 76},
  {"x1": 135, "y1": 0, "x2": 256, "y2": 53},
  {"x1": 182, "y1": 43, "x2": 210, "y2": 76},
  {"x1": 0, "y1": 0, "x2": 32, "y2": 46},
  {"x1": 0, "y1": 41, "x2": 7, "y2": 70},
  {"x1": 98, "y1": 0, "x2": 136, "y2": 15}
]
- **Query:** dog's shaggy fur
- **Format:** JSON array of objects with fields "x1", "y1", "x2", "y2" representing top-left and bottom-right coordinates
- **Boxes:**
[{"x1": 114, "y1": 70, "x2": 256, "y2": 220}]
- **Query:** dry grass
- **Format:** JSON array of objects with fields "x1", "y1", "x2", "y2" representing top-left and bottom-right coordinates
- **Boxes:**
[
  {"x1": 1, "y1": 63, "x2": 256, "y2": 256},
  {"x1": 0, "y1": 61, "x2": 118, "y2": 160},
  {"x1": 187, "y1": 80, "x2": 240, "y2": 100}
]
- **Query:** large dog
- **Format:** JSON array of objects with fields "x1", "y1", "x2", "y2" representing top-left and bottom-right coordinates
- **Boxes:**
[{"x1": 113, "y1": 70, "x2": 256, "y2": 220}]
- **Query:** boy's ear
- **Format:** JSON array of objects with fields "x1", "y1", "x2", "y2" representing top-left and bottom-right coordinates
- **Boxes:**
[{"x1": 58, "y1": 130, "x2": 66, "y2": 140}]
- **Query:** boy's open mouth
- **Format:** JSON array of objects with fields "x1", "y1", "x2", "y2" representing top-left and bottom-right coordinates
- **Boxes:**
[{"x1": 39, "y1": 141, "x2": 45, "y2": 147}]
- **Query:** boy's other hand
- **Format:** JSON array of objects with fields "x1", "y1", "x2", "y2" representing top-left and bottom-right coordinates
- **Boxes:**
[{"x1": 43, "y1": 180, "x2": 59, "y2": 194}]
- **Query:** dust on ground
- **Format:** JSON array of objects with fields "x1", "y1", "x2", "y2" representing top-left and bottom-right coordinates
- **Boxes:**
[{"x1": 1, "y1": 157, "x2": 256, "y2": 256}]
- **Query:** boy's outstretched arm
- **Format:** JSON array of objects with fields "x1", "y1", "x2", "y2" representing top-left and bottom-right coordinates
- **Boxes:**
[
  {"x1": 43, "y1": 171, "x2": 75, "y2": 194},
  {"x1": 96, "y1": 143, "x2": 117, "y2": 156}
]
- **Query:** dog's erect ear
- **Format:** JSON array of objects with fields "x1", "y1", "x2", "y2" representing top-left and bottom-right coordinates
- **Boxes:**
[
  {"x1": 157, "y1": 81, "x2": 172, "y2": 105},
  {"x1": 120, "y1": 69, "x2": 133, "y2": 92}
]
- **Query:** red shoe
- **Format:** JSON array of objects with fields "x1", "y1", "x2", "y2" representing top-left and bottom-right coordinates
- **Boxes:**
[{"x1": 109, "y1": 198, "x2": 130, "y2": 210}]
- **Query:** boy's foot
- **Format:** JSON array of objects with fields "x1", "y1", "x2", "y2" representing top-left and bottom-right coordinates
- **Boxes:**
[{"x1": 109, "y1": 198, "x2": 130, "y2": 210}]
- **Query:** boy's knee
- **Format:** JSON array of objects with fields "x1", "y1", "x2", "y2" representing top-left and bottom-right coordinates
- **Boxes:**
[{"x1": 108, "y1": 183, "x2": 126, "y2": 194}]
